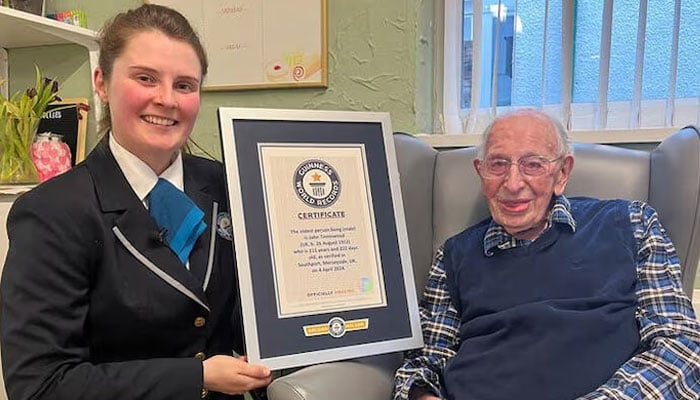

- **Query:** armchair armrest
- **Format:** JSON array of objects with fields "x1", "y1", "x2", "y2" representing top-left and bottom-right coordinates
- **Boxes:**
[{"x1": 267, "y1": 361, "x2": 395, "y2": 400}]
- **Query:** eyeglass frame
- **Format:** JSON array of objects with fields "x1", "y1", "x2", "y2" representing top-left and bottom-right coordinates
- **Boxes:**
[{"x1": 476, "y1": 154, "x2": 566, "y2": 179}]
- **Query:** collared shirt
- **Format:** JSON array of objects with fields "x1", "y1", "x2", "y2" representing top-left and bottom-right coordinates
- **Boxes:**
[
  {"x1": 483, "y1": 196, "x2": 575, "y2": 255},
  {"x1": 109, "y1": 133, "x2": 184, "y2": 207},
  {"x1": 109, "y1": 134, "x2": 191, "y2": 269},
  {"x1": 393, "y1": 195, "x2": 700, "y2": 400}
]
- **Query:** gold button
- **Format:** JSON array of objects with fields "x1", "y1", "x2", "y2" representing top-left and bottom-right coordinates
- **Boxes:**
[
  {"x1": 194, "y1": 317, "x2": 206, "y2": 328},
  {"x1": 194, "y1": 352, "x2": 206, "y2": 360},
  {"x1": 201, "y1": 388, "x2": 208, "y2": 398}
]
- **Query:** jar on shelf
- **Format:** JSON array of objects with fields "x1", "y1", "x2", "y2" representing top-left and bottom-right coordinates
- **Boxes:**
[{"x1": 31, "y1": 132, "x2": 72, "y2": 182}]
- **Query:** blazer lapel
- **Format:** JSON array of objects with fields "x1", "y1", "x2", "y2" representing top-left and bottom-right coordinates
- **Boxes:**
[
  {"x1": 183, "y1": 158, "x2": 216, "y2": 292},
  {"x1": 85, "y1": 140, "x2": 210, "y2": 309}
]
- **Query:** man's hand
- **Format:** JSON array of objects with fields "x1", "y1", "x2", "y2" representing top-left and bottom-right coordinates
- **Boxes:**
[{"x1": 202, "y1": 355, "x2": 272, "y2": 395}]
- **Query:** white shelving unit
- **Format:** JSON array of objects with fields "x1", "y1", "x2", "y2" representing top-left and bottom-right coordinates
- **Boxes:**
[
  {"x1": 0, "y1": 5, "x2": 100, "y2": 185},
  {"x1": 0, "y1": 5, "x2": 99, "y2": 108},
  {"x1": 0, "y1": 5, "x2": 100, "y2": 264},
  {"x1": 0, "y1": 6, "x2": 97, "y2": 47}
]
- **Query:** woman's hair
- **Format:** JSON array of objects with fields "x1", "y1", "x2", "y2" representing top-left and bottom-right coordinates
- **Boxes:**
[{"x1": 96, "y1": 4, "x2": 208, "y2": 133}]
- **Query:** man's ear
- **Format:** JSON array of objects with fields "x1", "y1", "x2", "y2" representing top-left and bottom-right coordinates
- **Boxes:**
[
  {"x1": 553, "y1": 154, "x2": 574, "y2": 196},
  {"x1": 473, "y1": 158, "x2": 481, "y2": 176},
  {"x1": 94, "y1": 68, "x2": 108, "y2": 103}
]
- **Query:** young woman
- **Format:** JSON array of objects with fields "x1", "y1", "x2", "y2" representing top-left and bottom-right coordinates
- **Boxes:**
[{"x1": 0, "y1": 5, "x2": 271, "y2": 399}]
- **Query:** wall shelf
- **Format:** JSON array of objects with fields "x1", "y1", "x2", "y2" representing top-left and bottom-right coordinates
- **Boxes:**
[
  {"x1": 0, "y1": 5, "x2": 97, "y2": 49},
  {"x1": 0, "y1": 5, "x2": 99, "y2": 118}
]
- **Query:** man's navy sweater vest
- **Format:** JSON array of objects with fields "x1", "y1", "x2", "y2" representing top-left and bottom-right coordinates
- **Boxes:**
[{"x1": 442, "y1": 198, "x2": 640, "y2": 400}]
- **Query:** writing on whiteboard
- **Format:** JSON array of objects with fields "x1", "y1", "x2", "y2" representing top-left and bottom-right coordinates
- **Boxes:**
[
  {"x1": 224, "y1": 43, "x2": 247, "y2": 51},
  {"x1": 150, "y1": 0, "x2": 325, "y2": 88},
  {"x1": 219, "y1": 5, "x2": 246, "y2": 15}
]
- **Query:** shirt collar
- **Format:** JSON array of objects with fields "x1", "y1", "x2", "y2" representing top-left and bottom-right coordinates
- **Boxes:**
[
  {"x1": 483, "y1": 195, "x2": 576, "y2": 256},
  {"x1": 109, "y1": 133, "x2": 184, "y2": 205}
]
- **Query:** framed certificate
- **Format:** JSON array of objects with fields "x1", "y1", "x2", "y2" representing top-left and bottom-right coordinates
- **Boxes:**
[{"x1": 218, "y1": 108, "x2": 423, "y2": 370}]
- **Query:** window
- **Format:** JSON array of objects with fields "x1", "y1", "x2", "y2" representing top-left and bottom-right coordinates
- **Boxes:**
[{"x1": 441, "y1": 0, "x2": 700, "y2": 139}]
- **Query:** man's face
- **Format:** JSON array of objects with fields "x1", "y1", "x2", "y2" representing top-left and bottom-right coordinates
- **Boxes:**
[{"x1": 473, "y1": 112, "x2": 574, "y2": 240}]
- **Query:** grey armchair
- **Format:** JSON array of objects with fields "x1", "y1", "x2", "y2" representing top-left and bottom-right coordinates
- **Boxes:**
[{"x1": 267, "y1": 126, "x2": 700, "y2": 400}]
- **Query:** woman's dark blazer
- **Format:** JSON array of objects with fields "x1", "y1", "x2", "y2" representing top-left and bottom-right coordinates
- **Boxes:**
[{"x1": 0, "y1": 139, "x2": 243, "y2": 400}]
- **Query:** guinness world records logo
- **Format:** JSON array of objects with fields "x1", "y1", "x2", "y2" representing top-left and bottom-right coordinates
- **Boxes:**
[
  {"x1": 327, "y1": 317, "x2": 346, "y2": 338},
  {"x1": 294, "y1": 159, "x2": 341, "y2": 208}
]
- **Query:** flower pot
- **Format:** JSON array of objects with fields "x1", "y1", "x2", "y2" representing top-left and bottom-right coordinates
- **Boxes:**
[{"x1": 0, "y1": 116, "x2": 40, "y2": 184}]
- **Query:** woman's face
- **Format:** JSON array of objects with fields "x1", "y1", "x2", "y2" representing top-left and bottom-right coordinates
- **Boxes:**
[{"x1": 94, "y1": 29, "x2": 202, "y2": 174}]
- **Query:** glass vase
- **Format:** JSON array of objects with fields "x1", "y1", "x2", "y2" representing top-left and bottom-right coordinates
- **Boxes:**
[{"x1": 0, "y1": 116, "x2": 40, "y2": 185}]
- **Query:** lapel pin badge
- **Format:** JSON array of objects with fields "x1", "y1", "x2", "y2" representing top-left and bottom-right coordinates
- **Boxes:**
[{"x1": 216, "y1": 211, "x2": 233, "y2": 241}]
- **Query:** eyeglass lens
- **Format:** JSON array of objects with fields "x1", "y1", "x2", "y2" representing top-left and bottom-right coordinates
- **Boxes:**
[{"x1": 483, "y1": 156, "x2": 552, "y2": 177}]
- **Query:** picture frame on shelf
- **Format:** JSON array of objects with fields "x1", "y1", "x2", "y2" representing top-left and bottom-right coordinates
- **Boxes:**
[
  {"x1": 7, "y1": 0, "x2": 45, "y2": 16},
  {"x1": 35, "y1": 97, "x2": 88, "y2": 168}
]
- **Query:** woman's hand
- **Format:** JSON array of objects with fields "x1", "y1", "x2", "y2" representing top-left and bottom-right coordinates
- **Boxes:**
[{"x1": 202, "y1": 355, "x2": 272, "y2": 395}]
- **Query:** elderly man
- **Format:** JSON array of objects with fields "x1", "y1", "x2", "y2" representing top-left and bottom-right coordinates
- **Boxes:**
[{"x1": 393, "y1": 109, "x2": 700, "y2": 400}]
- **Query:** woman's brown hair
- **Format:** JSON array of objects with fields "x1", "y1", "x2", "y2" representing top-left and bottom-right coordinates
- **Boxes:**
[{"x1": 96, "y1": 4, "x2": 208, "y2": 133}]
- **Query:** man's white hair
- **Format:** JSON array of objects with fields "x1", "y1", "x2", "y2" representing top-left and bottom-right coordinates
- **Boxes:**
[{"x1": 476, "y1": 109, "x2": 573, "y2": 159}]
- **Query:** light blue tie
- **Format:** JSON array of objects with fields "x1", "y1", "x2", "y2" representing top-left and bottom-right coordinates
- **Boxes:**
[{"x1": 148, "y1": 178, "x2": 207, "y2": 264}]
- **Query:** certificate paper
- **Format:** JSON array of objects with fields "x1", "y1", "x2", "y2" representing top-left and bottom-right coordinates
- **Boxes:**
[
  {"x1": 218, "y1": 108, "x2": 423, "y2": 370},
  {"x1": 259, "y1": 145, "x2": 387, "y2": 317}
]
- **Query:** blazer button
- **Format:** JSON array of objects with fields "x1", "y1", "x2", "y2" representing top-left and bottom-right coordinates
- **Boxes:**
[
  {"x1": 194, "y1": 317, "x2": 206, "y2": 328},
  {"x1": 194, "y1": 352, "x2": 206, "y2": 360},
  {"x1": 201, "y1": 388, "x2": 209, "y2": 398}
]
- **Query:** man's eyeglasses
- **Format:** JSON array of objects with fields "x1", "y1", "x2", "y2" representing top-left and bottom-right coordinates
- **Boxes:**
[{"x1": 478, "y1": 155, "x2": 564, "y2": 178}]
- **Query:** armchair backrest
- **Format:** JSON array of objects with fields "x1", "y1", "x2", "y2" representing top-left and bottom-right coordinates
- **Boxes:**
[{"x1": 394, "y1": 126, "x2": 700, "y2": 297}]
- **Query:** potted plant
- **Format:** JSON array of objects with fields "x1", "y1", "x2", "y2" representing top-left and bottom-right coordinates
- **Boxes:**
[{"x1": 0, "y1": 65, "x2": 62, "y2": 184}]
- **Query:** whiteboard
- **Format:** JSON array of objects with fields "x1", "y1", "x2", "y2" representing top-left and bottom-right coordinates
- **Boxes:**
[{"x1": 147, "y1": 0, "x2": 327, "y2": 91}]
